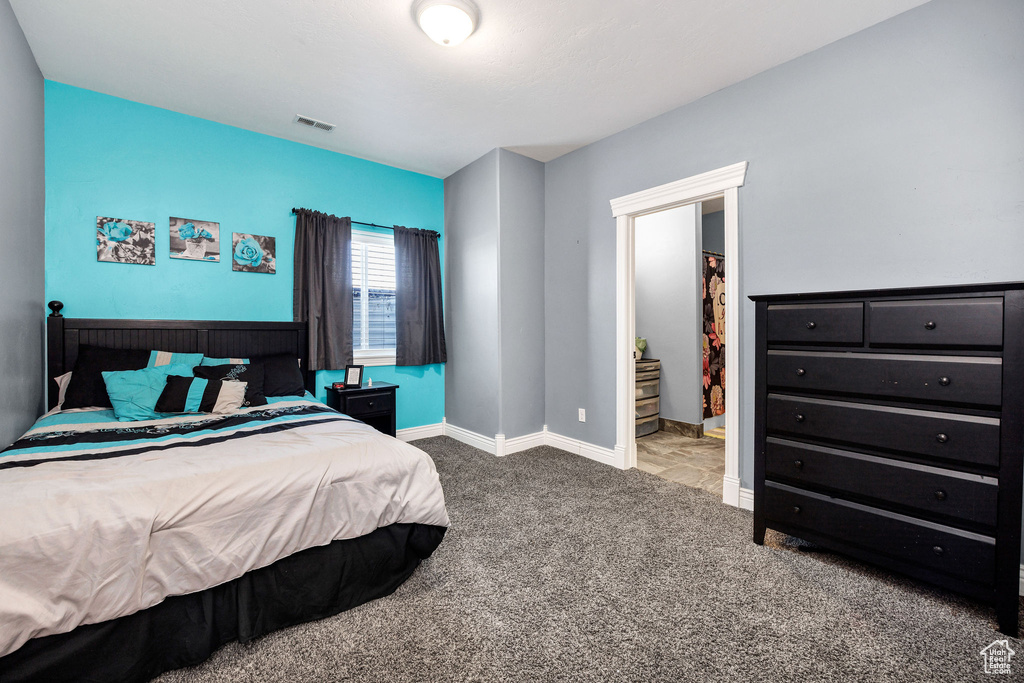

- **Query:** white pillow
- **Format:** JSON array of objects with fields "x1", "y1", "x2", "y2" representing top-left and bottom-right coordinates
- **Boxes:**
[{"x1": 54, "y1": 371, "x2": 72, "y2": 411}]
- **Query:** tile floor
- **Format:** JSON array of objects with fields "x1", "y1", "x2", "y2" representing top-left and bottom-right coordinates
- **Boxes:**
[{"x1": 636, "y1": 430, "x2": 725, "y2": 498}]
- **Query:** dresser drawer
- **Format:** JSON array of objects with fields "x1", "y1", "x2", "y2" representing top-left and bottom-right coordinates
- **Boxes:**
[
  {"x1": 765, "y1": 483, "x2": 995, "y2": 585},
  {"x1": 766, "y1": 394, "x2": 1000, "y2": 467},
  {"x1": 344, "y1": 391, "x2": 392, "y2": 416},
  {"x1": 766, "y1": 302, "x2": 863, "y2": 345},
  {"x1": 635, "y1": 379, "x2": 659, "y2": 399},
  {"x1": 767, "y1": 351, "x2": 1003, "y2": 406},
  {"x1": 765, "y1": 438, "x2": 998, "y2": 527},
  {"x1": 636, "y1": 359, "x2": 660, "y2": 381},
  {"x1": 868, "y1": 297, "x2": 1002, "y2": 348},
  {"x1": 635, "y1": 396, "x2": 660, "y2": 418}
]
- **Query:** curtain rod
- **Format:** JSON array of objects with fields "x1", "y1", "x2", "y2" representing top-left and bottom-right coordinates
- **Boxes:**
[
  {"x1": 291, "y1": 208, "x2": 438, "y2": 236},
  {"x1": 702, "y1": 249, "x2": 725, "y2": 257}
]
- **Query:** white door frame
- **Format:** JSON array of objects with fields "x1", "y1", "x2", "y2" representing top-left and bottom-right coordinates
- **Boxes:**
[{"x1": 609, "y1": 161, "x2": 748, "y2": 507}]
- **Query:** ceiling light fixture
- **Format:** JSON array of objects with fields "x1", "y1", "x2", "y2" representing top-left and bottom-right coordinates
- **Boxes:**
[{"x1": 413, "y1": 0, "x2": 478, "y2": 47}]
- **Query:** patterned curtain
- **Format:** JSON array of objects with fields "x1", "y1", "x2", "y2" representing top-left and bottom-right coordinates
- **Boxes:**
[{"x1": 702, "y1": 254, "x2": 725, "y2": 419}]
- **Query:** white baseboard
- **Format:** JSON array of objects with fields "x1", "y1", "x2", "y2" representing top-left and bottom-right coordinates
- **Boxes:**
[
  {"x1": 543, "y1": 426, "x2": 620, "y2": 467},
  {"x1": 396, "y1": 422, "x2": 444, "y2": 442},
  {"x1": 738, "y1": 487, "x2": 754, "y2": 511},
  {"x1": 440, "y1": 422, "x2": 617, "y2": 466},
  {"x1": 505, "y1": 430, "x2": 547, "y2": 455},
  {"x1": 444, "y1": 422, "x2": 498, "y2": 454}
]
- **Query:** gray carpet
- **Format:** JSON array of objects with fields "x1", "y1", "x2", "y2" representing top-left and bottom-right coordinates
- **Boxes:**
[{"x1": 158, "y1": 437, "x2": 1022, "y2": 682}]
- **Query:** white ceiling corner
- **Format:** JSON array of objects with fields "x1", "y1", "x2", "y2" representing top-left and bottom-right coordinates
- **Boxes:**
[{"x1": 9, "y1": 0, "x2": 931, "y2": 178}]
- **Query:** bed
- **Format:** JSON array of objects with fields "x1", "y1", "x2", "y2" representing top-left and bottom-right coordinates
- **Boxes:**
[{"x1": 0, "y1": 305, "x2": 449, "y2": 682}]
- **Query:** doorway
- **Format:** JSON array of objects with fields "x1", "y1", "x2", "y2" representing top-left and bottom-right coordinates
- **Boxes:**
[
  {"x1": 609, "y1": 162, "x2": 748, "y2": 508},
  {"x1": 632, "y1": 201, "x2": 727, "y2": 496}
]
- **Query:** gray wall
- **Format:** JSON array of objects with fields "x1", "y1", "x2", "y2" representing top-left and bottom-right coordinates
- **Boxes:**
[
  {"x1": 0, "y1": 0, "x2": 44, "y2": 447},
  {"x1": 497, "y1": 149, "x2": 546, "y2": 439},
  {"x1": 701, "y1": 211, "x2": 724, "y2": 255},
  {"x1": 635, "y1": 204, "x2": 701, "y2": 424},
  {"x1": 445, "y1": 150, "x2": 500, "y2": 437},
  {"x1": 544, "y1": 0, "x2": 1024, "y2": 490},
  {"x1": 445, "y1": 148, "x2": 546, "y2": 440}
]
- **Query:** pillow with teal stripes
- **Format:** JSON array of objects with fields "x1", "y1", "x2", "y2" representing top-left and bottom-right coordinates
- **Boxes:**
[
  {"x1": 200, "y1": 356, "x2": 250, "y2": 366},
  {"x1": 148, "y1": 350, "x2": 205, "y2": 369},
  {"x1": 101, "y1": 364, "x2": 194, "y2": 422}
]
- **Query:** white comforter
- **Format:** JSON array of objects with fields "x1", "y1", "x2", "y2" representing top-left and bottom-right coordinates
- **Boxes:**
[{"x1": 0, "y1": 397, "x2": 449, "y2": 657}]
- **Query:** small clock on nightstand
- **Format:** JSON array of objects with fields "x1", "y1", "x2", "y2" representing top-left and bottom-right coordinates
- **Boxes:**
[{"x1": 324, "y1": 382, "x2": 399, "y2": 437}]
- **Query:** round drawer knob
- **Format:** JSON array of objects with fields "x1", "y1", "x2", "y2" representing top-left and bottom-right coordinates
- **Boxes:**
[
  {"x1": 367, "y1": 401, "x2": 374, "y2": 407},
  {"x1": 805, "y1": 321, "x2": 817, "y2": 330},
  {"x1": 792, "y1": 506, "x2": 801, "y2": 514},
  {"x1": 935, "y1": 433, "x2": 949, "y2": 444},
  {"x1": 933, "y1": 545, "x2": 945, "y2": 556},
  {"x1": 794, "y1": 460, "x2": 803, "y2": 469},
  {"x1": 924, "y1": 321, "x2": 936, "y2": 330},
  {"x1": 795, "y1": 414, "x2": 805, "y2": 423},
  {"x1": 938, "y1": 376, "x2": 950, "y2": 386},
  {"x1": 795, "y1": 368, "x2": 806, "y2": 377},
  {"x1": 934, "y1": 490, "x2": 947, "y2": 501}
]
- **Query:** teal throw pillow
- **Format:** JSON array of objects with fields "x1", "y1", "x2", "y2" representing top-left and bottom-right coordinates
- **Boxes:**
[{"x1": 101, "y1": 364, "x2": 194, "y2": 422}]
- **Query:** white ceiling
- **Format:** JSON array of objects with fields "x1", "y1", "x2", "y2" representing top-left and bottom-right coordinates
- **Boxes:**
[{"x1": 11, "y1": 0, "x2": 930, "y2": 178}]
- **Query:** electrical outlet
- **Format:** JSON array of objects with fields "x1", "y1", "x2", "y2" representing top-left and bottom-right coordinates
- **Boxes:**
[{"x1": 578, "y1": 408, "x2": 586, "y2": 422}]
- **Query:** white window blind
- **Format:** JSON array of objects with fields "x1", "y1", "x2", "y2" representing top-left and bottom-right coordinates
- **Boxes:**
[{"x1": 351, "y1": 230, "x2": 396, "y2": 362}]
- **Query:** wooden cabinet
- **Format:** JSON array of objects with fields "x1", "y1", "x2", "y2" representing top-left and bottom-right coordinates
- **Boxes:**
[
  {"x1": 751, "y1": 283, "x2": 1024, "y2": 636},
  {"x1": 324, "y1": 382, "x2": 398, "y2": 437}
]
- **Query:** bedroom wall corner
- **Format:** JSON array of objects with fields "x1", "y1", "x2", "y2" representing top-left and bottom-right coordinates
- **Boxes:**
[
  {"x1": 443, "y1": 150, "x2": 501, "y2": 438},
  {"x1": 496, "y1": 149, "x2": 545, "y2": 441},
  {"x1": 0, "y1": 0, "x2": 45, "y2": 447},
  {"x1": 43, "y1": 82, "x2": 445, "y2": 431},
  {"x1": 444, "y1": 149, "x2": 546, "y2": 445}
]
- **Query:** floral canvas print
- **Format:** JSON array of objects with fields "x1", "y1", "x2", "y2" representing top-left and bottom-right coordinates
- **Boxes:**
[
  {"x1": 96, "y1": 217, "x2": 155, "y2": 265},
  {"x1": 169, "y1": 217, "x2": 220, "y2": 262},
  {"x1": 232, "y1": 233, "x2": 276, "y2": 274}
]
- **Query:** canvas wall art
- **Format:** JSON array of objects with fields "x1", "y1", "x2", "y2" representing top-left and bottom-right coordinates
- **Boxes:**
[
  {"x1": 231, "y1": 233, "x2": 276, "y2": 274},
  {"x1": 169, "y1": 217, "x2": 220, "y2": 261},
  {"x1": 96, "y1": 217, "x2": 155, "y2": 265}
]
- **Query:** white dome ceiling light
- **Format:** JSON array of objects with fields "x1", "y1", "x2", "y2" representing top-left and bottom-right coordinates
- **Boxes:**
[{"x1": 414, "y1": 0, "x2": 478, "y2": 47}]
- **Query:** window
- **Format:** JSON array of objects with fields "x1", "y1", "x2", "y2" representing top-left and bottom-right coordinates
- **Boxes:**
[{"x1": 351, "y1": 230, "x2": 396, "y2": 365}]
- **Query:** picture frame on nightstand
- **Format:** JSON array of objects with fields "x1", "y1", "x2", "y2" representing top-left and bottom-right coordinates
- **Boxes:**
[{"x1": 343, "y1": 364, "x2": 364, "y2": 388}]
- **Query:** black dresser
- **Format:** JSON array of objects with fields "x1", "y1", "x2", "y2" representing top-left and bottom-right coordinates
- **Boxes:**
[{"x1": 751, "y1": 283, "x2": 1023, "y2": 636}]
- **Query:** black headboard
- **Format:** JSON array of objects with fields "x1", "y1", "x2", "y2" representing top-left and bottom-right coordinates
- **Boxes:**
[{"x1": 45, "y1": 301, "x2": 315, "y2": 410}]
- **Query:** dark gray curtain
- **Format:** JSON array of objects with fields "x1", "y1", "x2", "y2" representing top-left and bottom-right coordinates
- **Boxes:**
[
  {"x1": 393, "y1": 226, "x2": 447, "y2": 366},
  {"x1": 293, "y1": 209, "x2": 352, "y2": 370}
]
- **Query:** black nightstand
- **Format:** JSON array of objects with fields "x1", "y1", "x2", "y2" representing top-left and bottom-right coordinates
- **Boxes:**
[{"x1": 324, "y1": 382, "x2": 399, "y2": 437}]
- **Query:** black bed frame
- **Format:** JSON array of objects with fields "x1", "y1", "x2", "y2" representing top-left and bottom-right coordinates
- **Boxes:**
[
  {"x1": 45, "y1": 300, "x2": 316, "y2": 410},
  {"x1": 2, "y1": 302, "x2": 446, "y2": 683}
]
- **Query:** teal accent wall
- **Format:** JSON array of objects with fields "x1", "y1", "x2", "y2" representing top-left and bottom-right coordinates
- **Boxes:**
[{"x1": 45, "y1": 81, "x2": 444, "y2": 430}]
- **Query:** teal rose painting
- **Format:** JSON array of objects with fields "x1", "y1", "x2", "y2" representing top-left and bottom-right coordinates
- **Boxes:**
[
  {"x1": 169, "y1": 216, "x2": 220, "y2": 262},
  {"x1": 96, "y1": 216, "x2": 156, "y2": 265},
  {"x1": 231, "y1": 232, "x2": 276, "y2": 274}
]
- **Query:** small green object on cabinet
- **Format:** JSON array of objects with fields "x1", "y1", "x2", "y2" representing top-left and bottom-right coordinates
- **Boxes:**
[{"x1": 635, "y1": 336, "x2": 647, "y2": 359}]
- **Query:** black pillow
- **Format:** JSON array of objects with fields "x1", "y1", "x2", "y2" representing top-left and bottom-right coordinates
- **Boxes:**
[
  {"x1": 62, "y1": 345, "x2": 150, "y2": 410},
  {"x1": 193, "y1": 364, "x2": 268, "y2": 407},
  {"x1": 255, "y1": 353, "x2": 306, "y2": 396}
]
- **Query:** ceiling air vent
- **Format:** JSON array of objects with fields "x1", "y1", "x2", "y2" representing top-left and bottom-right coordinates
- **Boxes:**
[{"x1": 294, "y1": 115, "x2": 336, "y2": 132}]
